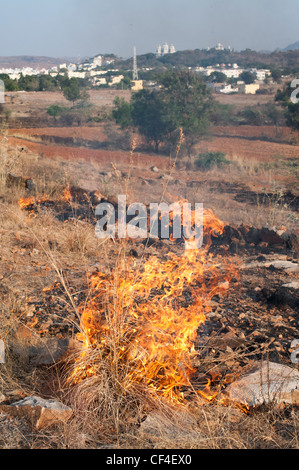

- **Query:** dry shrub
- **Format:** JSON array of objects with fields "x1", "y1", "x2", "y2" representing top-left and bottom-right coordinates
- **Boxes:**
[{"x1": 56, "y1": 219, "x2": 105, "y2": 257}]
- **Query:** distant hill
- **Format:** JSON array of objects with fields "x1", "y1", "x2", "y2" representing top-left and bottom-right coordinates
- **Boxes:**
[
  {"x1": 114, "y1": 48, "x2": 299, "y2": 72},
  {"x1": 283, "y1": 41, "x2": 299, "y2": 51},
  {"x1": 0, "y1": 56, "x2": 78, "y2": 69}
]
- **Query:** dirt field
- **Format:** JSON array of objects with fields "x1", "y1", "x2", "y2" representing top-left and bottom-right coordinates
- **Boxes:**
[
  {"x1": 214, "y1": 92, "x2": 276, "y2": 111},
  {"x1": 4, "y1": 87, "x2": 279, "y2": 120},
  {"x1": 7, "y1": 124, "x2": 296, "y2": 144},
  {"x1": 4, "y1": 89, "x2": 131, "y2": 119},
  {"x1": 6, "y1": 123, "x2": 299, "y2": 191}
]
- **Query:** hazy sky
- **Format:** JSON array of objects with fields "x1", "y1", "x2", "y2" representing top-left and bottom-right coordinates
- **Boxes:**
[{"x1": 0, "y1": 0, "x2": 298, "y2": 59}]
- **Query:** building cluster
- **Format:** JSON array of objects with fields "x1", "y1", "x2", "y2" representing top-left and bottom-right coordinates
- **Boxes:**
[
  {"x1": 0, "y1": 66, "x2": 49, "y2": 80},
  {"x1": 0, "y1": 54, "x2": 123, "y2": 88},
  {"x1": 156, "y1": 43, "x2": 176, "y2": 57},
  {"x1": 192, "y1": 63, "x2": 271, "y2": 94}
]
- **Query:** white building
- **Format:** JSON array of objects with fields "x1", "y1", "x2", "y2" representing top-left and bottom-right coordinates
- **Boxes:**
[
  {"x1": 239, "y1": 82, "x2": 260, "y2": 94},
  {"x1": 221, "y1": 68, "x2": 244, "y2": 79},
  {"x1": 215, "y1": 42, "x2": 225, "y2": 51},
  {"x1": 162, "y1": 43, "x2": 169, "y2": 55},
  {"x1": 108, "y1": 75, "x2": 124, "y2": 86},
  {"x1": 67, "y1": 71, "x2": 87, "y2": 79},
  {"x1": 251, "y1": 68, "x2": 271, "y2": 81},
  {"x1": 156, "y1": 43, "x2": 175, "y2": 56},
  {"x1": 92, "y1": 55, "x2": 102, "y2": 67},
  {"x1": 67, "y1": 63, "x2": 77, "y2": 72},
  {"x1": 91, "y1": 77, "x2": 107, "y2": 86},
  {"x1": 87, "y1": 70, "x2": 107, "y2": 77},
  {"x1": 215, "y1": 84, "x2": 239, "y2": 94}
]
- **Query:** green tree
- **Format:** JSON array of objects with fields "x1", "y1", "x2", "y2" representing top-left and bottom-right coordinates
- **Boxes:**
[
  {"x1": 208, "y1": 71, "x2": 227, "y2": 83},
  {"x1": 159, "y1": 70, "x2": 214, "y2": 155},
  {"x1": 62, "y1": 78, "x2": 85, "y2": 104},
  {"x1": 271, "y1": 68, "x2": 282, "y2": 83},
  {"x1": 0, "y1": 75, "x2": 19, "y2": 91},
  {"x1": 47, "y1": 105, "x2": 66, "y2": 122},
  {"x1": 18, "y1": 74, "x2": 40, "y2": 91},
  {"x1": 112, "y1": 70, "x2": 214, "y2": 155},
  {"x1": 240, "y1": 106, "x2": 266, "y2": 125},
  {"x1": 39, "y1": 75, "x2": 57, "y2": 91},
  {"x1": 286, "y1": 103, "x2": 299, "y2": 130},
  {"x1": 112, "y1": 97, "x2": 134, "y2": 129},
  {"x1": 116, "y1": 76, "x2": 132, "y2": 90},
  {"x1": 131, "y1": 90, "x2": 172, "y2": 152},
  {"x1": 239, "y1": 71, "x2": 256, "y2": 84}
]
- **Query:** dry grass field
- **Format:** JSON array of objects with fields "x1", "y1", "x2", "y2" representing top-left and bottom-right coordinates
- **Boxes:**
[{"x1": 0, "y1": 89, "x2": 298, "y2": 449}]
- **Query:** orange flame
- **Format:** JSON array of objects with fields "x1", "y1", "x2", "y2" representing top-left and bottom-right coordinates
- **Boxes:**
[
  {"x1": 18, "y1": 196, "x2": 35, "y2": 209},
  {"x1": 18, "y1": 186, "x2": 73, "y2": 214},
  {"x1": 62, "y1": 186, "x2": 72, "y2": 203},
  {"x1": 69, "y1": 206, "x2": 236, "y2": 403}
]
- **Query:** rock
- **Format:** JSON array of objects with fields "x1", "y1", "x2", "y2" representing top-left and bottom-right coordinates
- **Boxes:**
[
  {"x1": 207, "y1": 312, "x2": 222, "y2": 320},
  {"x1": 25, "y1": 178, "x2": 35, "y2": 191},
  {"x1": 282, "y1": 281, "x2": 299, "y2": 289},
  {"x1": 207, "y1": 330, "x2": 247, "y2": 350},
  {"x1": 267, "y1": 284, "x2": 299, "y2": 309},
  {"x1": 151, "y1": 166, "x2": 159, "y2": 173},
  {"x1": 244, "y1": 227, "x2": 286, "y2": 247},
  {"x1": 159, "y1": 174, "x2": 174, "y2": 181},
  {"x1": 244, "y1": 227, "x2": 261, "y2": 245},
  {"x1": 7, "y1": 173, "x2": 35, "y2": 191},
  {"x1": 241, "y1": 259, "x2": 299, "y2": 274},
  {"x1": 0, "y1": 396, "x2": 72, "y2": 430},
  {"x1": 283, "y1": 231, "x2": 299, "y2": 252},
  {"x1": 0, "y1": 393, "x2": 6, "y2": 404},
  {"x1": 225, "y1": 361, "x2": 299, "y2": 407},
  {"x1": 270, "y1": 260, "x2": 299, "y2": 273},
  {"x1": 29, "y1": 338, "x2": 71, "y2": 365},
  {"x1": 259, "y1": 228, "x2": 285, "y2": 246}
]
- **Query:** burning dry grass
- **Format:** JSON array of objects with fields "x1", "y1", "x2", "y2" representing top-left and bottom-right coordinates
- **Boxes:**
[
  {"x1": 56, "y1": 203, "x2": 240, "y2": 445},
  {"x1": 0, "y1": 132, "x2": 298, "y2": 449}
]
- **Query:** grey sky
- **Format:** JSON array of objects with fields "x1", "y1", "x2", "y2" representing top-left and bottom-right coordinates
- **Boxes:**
[{"x1": 0, "y1": 0, "x2": 297, "y2": 58}]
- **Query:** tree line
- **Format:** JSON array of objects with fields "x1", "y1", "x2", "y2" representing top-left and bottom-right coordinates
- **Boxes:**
[{"x1": 0, "y1": 73, "x2": 90, "y2": 93}]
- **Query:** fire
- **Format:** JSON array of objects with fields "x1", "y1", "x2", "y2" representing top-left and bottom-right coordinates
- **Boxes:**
[
  {"x1": 62, "y1": 185, "x2": 72, "y2": 203},
  {"x1": 18, "y1": 186, "x2": 73, "y2": 214},
  {"x1": 18, "y1": 196, "x2": 35, "y2": 210},
  {"x1": 68, "y1": 206, "x2": 236, "y2": 403}
]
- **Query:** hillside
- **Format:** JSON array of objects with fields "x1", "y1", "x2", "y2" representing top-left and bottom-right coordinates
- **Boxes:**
[
  {"x1": 114, "y1": 48, "x2": 299, "y2": 72},
  {"x1": 283, "y1": 41, "x2": 299, "y2": 51},
  {"x1": 0, "y1": 56, "x2": 78, "y2": 69}
]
